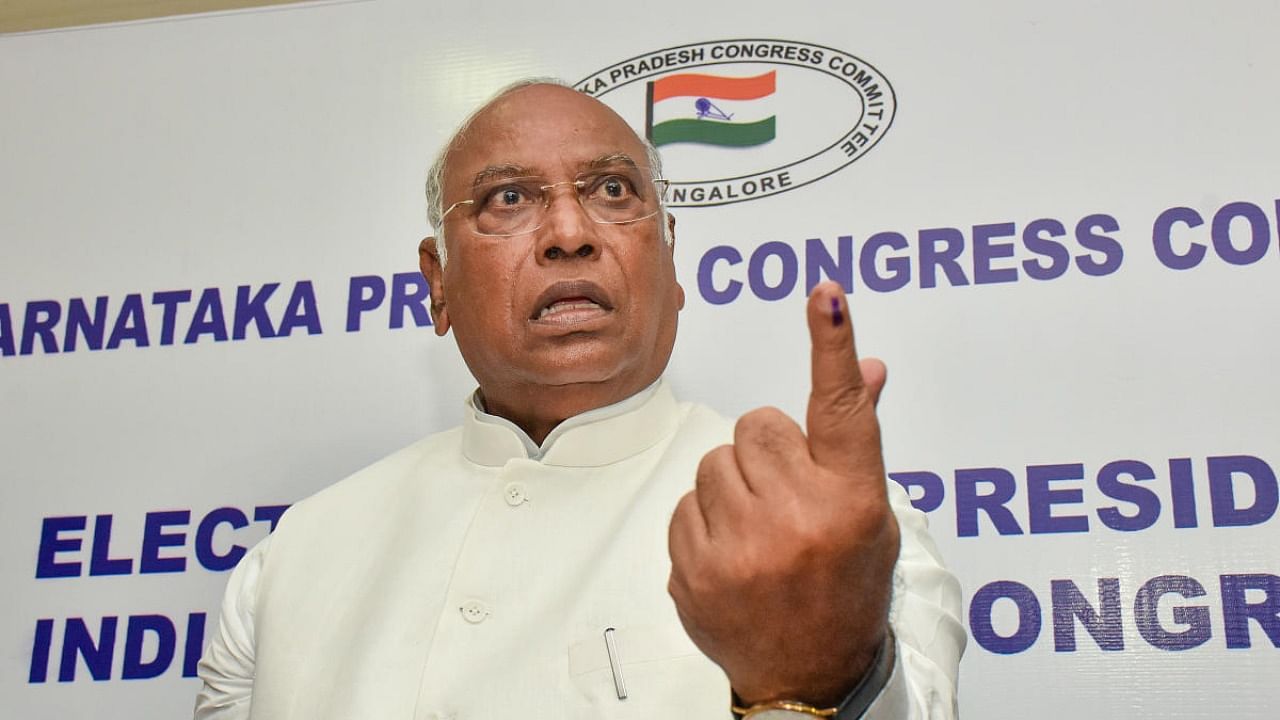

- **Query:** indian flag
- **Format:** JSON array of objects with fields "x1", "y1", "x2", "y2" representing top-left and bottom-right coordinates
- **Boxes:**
[{"x1": 645, "y1": 71, "x2": 777, "y2": 148}]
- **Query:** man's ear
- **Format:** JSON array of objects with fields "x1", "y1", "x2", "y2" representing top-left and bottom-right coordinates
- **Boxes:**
[
  {"x1": 666, "y1": 212, "x2": 685, "y2": 310},
  {"x1": 419, "y1": 237, "x2": 451, "y2": 337}
]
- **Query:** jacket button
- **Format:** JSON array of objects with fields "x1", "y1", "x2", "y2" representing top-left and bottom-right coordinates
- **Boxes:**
[
  {"x1": 460, "y1": 600, "x2": 490, "y2": 624},
  {"x1": 503, "y1": 481, "x2": 528, "y2": 507}
]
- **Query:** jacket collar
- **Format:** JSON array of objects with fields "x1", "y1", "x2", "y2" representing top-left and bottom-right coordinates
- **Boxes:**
[{"x1": 461, "y1": 379, "x2": 679, "y2": 468}]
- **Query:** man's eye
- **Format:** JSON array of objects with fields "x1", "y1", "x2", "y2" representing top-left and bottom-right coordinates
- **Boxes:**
[
  {"x1": 592, "y1": 176, "x2": 634, "y2": 201},
  {"x1": 483, "y1": 185, "x2": 535, "y2": 209}
]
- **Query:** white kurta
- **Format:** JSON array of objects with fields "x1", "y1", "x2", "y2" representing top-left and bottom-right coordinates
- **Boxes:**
[{"x1": 195, "y1": 381, "x2": 965, "y2": 719}]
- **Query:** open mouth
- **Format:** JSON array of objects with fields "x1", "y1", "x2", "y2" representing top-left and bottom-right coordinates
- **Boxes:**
[
  {"x1": 538, "y1": 297, "x2": 605, "y2": 319},
  {"x1": 530, "y1": 280, "x2": 614, "y2": 322}
]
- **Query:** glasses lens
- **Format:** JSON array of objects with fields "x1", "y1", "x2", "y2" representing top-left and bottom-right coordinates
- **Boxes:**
[
  {"x1": 471, "y1": 177, "x2": 545, "y2": 236},
  {"x1": 578, "y1": 167, "x2": 657, "y2": 224}
]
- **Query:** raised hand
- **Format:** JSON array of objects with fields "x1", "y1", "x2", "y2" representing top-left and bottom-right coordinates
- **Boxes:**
[{"x1": 668, "y1": 281, "x2": 900, "y2": 706}]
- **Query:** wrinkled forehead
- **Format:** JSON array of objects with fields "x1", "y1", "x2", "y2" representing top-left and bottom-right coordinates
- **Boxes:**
[{"x1": 443, "y1": 86, "x2": 649, "y2": 195}]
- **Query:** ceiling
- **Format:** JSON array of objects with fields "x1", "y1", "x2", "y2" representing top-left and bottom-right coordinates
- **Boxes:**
[{"x1": 0, "y1": 0, "x2": 319, "y2": 34}]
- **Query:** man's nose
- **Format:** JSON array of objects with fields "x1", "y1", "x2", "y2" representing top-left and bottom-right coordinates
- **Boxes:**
[{"x1": 534, "y1": 187, "x2": 600, "y2": 262}]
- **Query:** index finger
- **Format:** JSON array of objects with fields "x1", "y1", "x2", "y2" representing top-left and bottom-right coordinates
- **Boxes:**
[
  {"x1": 805, "y1": 281, "x2": 883, "y2": 470},
  {"x1": 808, "y1": 281, "x2": 864, "y2": 398}
]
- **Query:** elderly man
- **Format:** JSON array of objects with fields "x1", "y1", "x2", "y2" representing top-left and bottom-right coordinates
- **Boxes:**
[{"x1": 195, "y1": 79, "x2": 964, "y2": 719}]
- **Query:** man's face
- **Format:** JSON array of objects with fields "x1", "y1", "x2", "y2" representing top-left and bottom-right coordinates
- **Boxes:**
[{"x1": 424, "y1": 84, "x2": 683, "y2": 402}]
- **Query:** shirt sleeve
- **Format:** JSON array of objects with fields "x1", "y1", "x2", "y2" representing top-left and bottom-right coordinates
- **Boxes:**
[
  {"x1": 193, "y1": 535, "x2": 271, "y2": 720},
  {"x1": 858, "y1": 480, "x2": 967, "y2": 719}
]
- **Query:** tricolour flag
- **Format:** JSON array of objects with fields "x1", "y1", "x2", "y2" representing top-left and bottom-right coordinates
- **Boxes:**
[{"x1": 645, "y1": 71, "x2": 777, "y2": 148}]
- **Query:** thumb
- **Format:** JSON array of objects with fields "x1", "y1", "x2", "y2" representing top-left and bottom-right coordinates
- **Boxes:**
[{"x1": 861, "y1": 357, "x2": 888, "y2": 408}]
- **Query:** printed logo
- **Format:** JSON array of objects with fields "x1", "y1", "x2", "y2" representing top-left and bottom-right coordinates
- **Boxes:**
[
  {"x1": 646, "y1": 71, "x2": 777, "y2": 148},
  {"x1": 577, "y1": 39, "x2": 896, "y2": 207}
]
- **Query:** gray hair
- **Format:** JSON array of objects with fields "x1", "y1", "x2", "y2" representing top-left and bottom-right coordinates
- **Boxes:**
[{"x1": 424, "y1": 77, "x2": 669, "y2": 268}]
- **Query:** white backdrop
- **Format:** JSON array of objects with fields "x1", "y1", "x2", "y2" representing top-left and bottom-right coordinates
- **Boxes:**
[{"x1": 2, "y1": 1, "x2": 1277, "y2": 717}]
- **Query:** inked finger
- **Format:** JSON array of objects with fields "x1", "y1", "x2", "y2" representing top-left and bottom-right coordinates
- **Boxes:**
[
  {"x1": 807, "y1": 281, "x2": 864, "y2": 398},
  {"x1": 805, "y1": 281, "x2": 876, "y2": 470}
]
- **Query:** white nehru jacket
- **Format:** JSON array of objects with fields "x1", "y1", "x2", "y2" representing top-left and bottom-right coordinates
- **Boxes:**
[{"x1": 195, "y1": 381, "x2": 965, "y2": 719}]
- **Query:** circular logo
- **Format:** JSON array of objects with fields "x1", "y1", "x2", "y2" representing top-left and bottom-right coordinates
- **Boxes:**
[{"x1": 576, "y1": 39, "x2": 897, "y2": 208}]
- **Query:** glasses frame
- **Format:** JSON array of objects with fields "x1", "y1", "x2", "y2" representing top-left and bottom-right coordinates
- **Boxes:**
[{"x1": 440, "y1": 174, "x2": 670, "y2": 238}]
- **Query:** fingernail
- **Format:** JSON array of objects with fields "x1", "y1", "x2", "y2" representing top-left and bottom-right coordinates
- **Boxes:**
[{"x1": 830, "y1": 296, "x2": 844, "y2": 327}]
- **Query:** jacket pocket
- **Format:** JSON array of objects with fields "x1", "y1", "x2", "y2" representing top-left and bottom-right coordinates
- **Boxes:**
[{"x1": 567, "y1": 623, "x2": 727, "y2": 717}]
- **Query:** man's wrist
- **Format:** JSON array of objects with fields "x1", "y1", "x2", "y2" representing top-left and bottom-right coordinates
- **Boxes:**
[
  {"x1": 830, "y1": 628, "x2": 895, "y2": 719},
  {"x1": 730, "y1": 629, "x2": 897, "y2": 720}
]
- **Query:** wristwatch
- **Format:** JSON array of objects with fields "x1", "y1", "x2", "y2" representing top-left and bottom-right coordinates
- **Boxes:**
[
  {"x1": 731, "y1": 699, "x2": 840, "y2": 718},
  {"x1": 729, "y1": 630, "x2": 896, "y2": 720}
]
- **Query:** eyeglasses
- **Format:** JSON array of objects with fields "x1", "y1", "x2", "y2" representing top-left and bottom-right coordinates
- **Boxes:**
[{"x1": 440, "y1": 165, "x2": 669, "y2": 238}]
